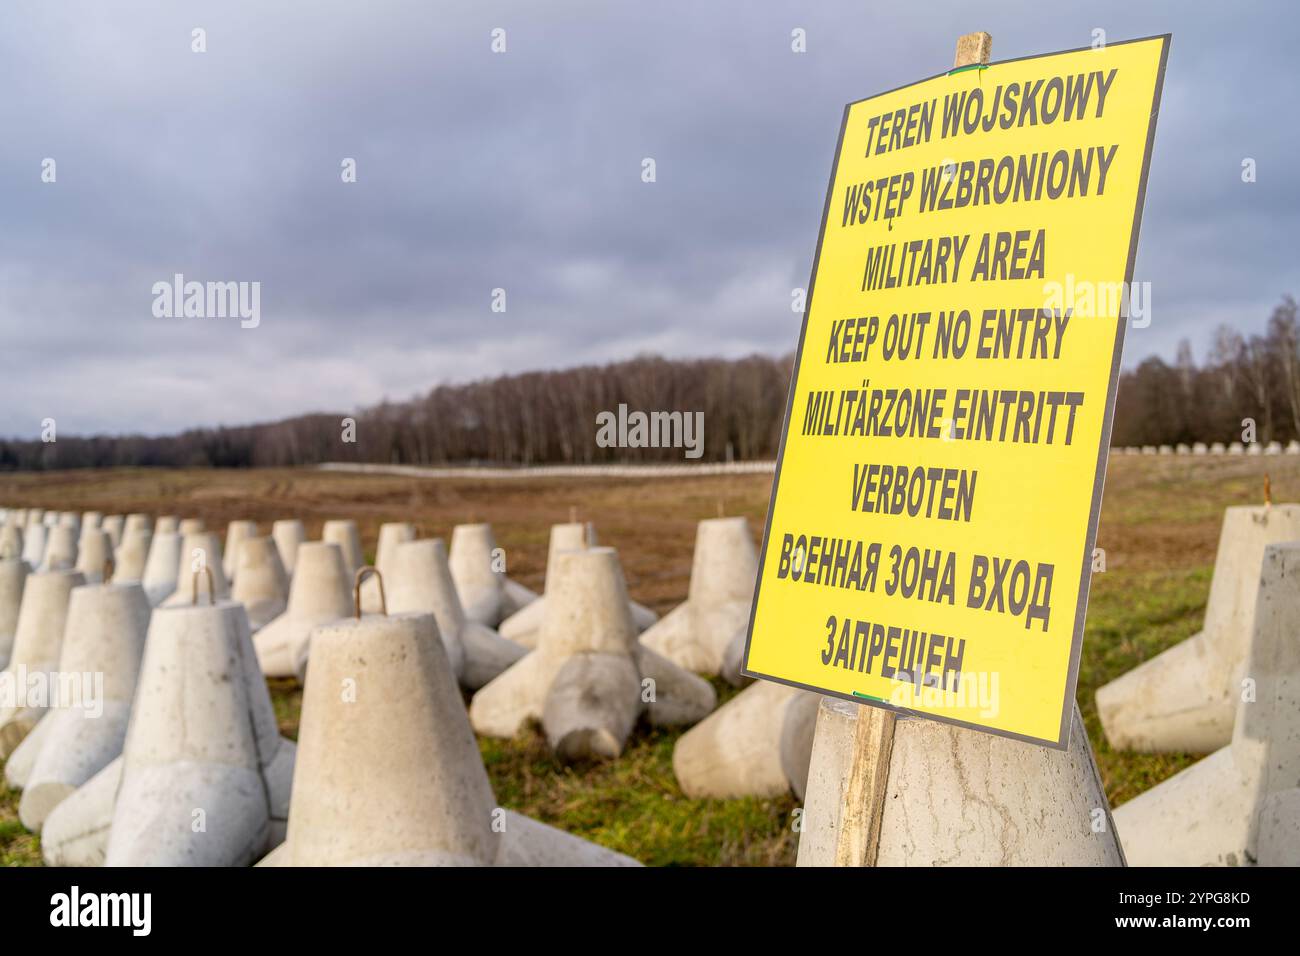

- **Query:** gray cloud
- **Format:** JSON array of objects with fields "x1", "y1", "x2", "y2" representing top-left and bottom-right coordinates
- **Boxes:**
[{"x1": 1, "y1": 1, "x2": 1296, "y2": 437}]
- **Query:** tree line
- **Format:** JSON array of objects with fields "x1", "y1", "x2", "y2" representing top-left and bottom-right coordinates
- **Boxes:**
[
  {"x1": 1, "y1": 296, "x2": 1293, "y2": 471},
  {"x1": 1112, "y1": 296, "x2": 1299, "y2": 447},
  {"x1": 0, "y1": 354, "x2": 794, "y2": 470}
]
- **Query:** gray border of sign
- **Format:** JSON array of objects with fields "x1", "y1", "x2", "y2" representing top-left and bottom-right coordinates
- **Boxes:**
[{"x1": 739, "y1": 33, "x2": 1172, "y2": 750}]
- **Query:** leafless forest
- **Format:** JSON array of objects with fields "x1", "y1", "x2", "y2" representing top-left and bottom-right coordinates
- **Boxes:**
[{"x1": 2, "y1": 296, "x2": 1295, "y2": 470}]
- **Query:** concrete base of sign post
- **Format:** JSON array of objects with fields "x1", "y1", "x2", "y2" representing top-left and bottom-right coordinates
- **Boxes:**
[
  {"x1": 498, "y1": 523, "x2": 656, "y2": 648},
  {"x1": 104, "y1": 601, "x2": 295, "y2": 866},
  {"x1": 231, "y1": 537, "x2": 289, "y2": 632},
  {"x1": 673, "y1": 681, "x2": 818, "y2": 799},
  {"x1": 641, "y1": 517, "x2": 759, "y2": 675},
  {"x1": 796, "y1": 698, "x2": 1123, "y2": 866},
  {"x1": 254, "y1": 541, "x2": 352, "y2": 678},
  {"x1": 0, "y1": 557, "x2": 28, "y2": 668},
  {"x1": 1114, "y1": 542, "x2": 1300, "y2": 866},
  {"x1": 275, "y1": 610, "x2": 639, "y2": 866},
  {"x1": 1097, "y1": 505, "x2": 1300, "y2": 754},
  {"x1": 141, "y1": 532, "x2": 181, "y2": 606},
  {"x1": 471, "y1": 548, "x2": 714, "y2": 759},
  {"x1": 448, "y1": 523, "x2": 540, "y2": 626},
  {"x1": 0, "y1": 569, "x2": 85, "y2": 757},
  {"x1": 272, "y1": 519, "x2": 306, "y2": 576},
  {"x1": 360, "y1": 522, "x2": 415, "y2": 614},
  {"x1": 18, "y1": 582, "x2": 151, "y2": 831}
]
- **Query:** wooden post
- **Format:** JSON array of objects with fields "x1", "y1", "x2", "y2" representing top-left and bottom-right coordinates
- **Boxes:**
[{"x1": 806, "y1": 32, "x2": 992, "y2": 868}]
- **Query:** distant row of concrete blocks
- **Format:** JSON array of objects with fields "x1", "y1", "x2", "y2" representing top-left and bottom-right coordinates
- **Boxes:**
[{"x1": 1116, "y1": 440, "x2": 1300, "y2": 455}]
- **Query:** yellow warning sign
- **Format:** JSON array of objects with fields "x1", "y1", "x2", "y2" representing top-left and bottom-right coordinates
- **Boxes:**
[{"x1": 743, "y1": 35, "x2": 1169, "y2": 748}]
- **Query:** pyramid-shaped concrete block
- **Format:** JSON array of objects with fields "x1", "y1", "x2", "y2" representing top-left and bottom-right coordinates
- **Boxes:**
[
  {"x1": 155, "y1": 516, "x2": 179, "y2": 535},
  {"x1": 641, "y1": 516, "x2": 758, "y2": 675},
  {"x1": 0, "y1": 568, "x2": 85, "y2": 756},
  {"x1": 277, "y1": 611, "x2": 639, "y2": 866},
  {"x1": 498, "y1": 523, "x2": 656, "y2": 648},
  {"x1": 797, "y1": 699, "x2": 1122, "y2": 866},
  {"x1": 104, "y1": 600, "x2": 295, "y2": 866},
  {"x1": 162, "y1": 532, "x2": 230, "y2": 606},
  {"x1": 41, "y1": 755, "x2": 121, "y2": 865},
  {"x1": 1097, "y1": 504, "x2": 1300, "y2": 753},
  {"x1": 1114, "y1": 542, "x2": 1300, "y2": 866},
  {"x1": 222, "y1": 520, "x2": 258, "y2": 582},
  {"x1": 41, "y1": 524, "x2": 79, "y2": 572},
  {"x1": 360, "y1": 522, "x2": 414, "y2": 614},
  {"x1": 254, "y1": 541, "x2": 351, "y2": 678},
  {"x1": 100, "y1": 515, "x2": 125, "y2": 549},
  {"x1": 19, "y1": 582, "x2": 150, "y2": 830},
  {"x1": 231, "y1": 537, "x2": 289, "y2": 632},
  {"x1": 20, "y1": 523, "x2": 46, "y2": 569},
  {"x1": 386, "y1": 538, "x2": 530, "y2": 688},
  {"x1": 472, "y1": 547, "x2": 713, "y2": 759},
  {"x1": 0, "y1": 557, "x2": 28, "y2": 669},
  {"x1": 448, "y1": 523, "x2": 538, "y2": 627},
  {"x1": 0, "y1": 523, "x2": 22, "y2": 565},
  {"x1": 74, "y1": 528, "x2": 114, "y2": 584},
  {"x1": 272, "y1": 519, "x2": 306, "y2": 576},
  {"x1": 141, "y1": 531, "x2": 181, "y2": 606},
  {"x1": 177, "y1": 518, "x2": 204, "y2": 536},
  {"x1": 5, "y1": 711, "x2": 55, "y2": 790},
  {"x1": 322, "y1": 520, "x2": 363, "y2": 577},
  {"x1": 673, "y1": 680, "x2": 818, "y2": 799},
  {"x1": 123, "y1": 514, "x2": 152, "y2": 537},
  {"x1": 111, "y1": 526, "x2": 152, "y2": 584}
]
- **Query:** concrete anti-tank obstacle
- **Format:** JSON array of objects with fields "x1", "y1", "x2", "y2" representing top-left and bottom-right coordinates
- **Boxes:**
[
  {"x1": 222, "y1": 520, "x2": 258, "y2": 581},
  {"x1": 18, "y1": 582, "x2": 150, "y2": 831},
  {"x1": 111, "y1": 527, "x2": 152, "y2": 583},
  {"x1": 123, "y1": 514, "x2": 152, "y2": 537},
  {"x1": 100, "y1": 515, "x2": 124, "y2": 549},
  {"x1": 796, "y1": 698, "x2": 1123, "y2": 866},
  {"x1": 41, "y1": 524, "x2": 79, "y2": 572},
  {"x1": 0, "y1": 569, "x2": 86, "y2": 756},
  {"x1": 471, "y1": 547, "x2": 714, "y2": 759},
  {"x1": 156, "y1": 516, "x2": 179, "y2": 535},
  {"x1": 269, "y1": 609, "x2": 638, "y2": 866},
  {"x1": 103, "y1": 598, "x2": 295, "y2": 866},
  {"x1": 81, "y1": 511, "x2": 102, "y2": 531},
  {"x1": 498, "y1": 522, "x2": 657, "y2": 648},
  {"x1": 141, "y1": 531, "x2": 182, "y2": 606},
  {"x1": 271, "y1": 519, "x2": 305, "y2": 576},
  {"x1": 178, "y1": 517, "x2": 204, "y2": 536},
  {"x1": 0, "y1": 557, "x2": 29, "y2": 668},
  {"x1": 5, "y1": 712, "x2": 55, "y2": 790},
  {"x1": 0, "y1": 523, "x2": 23, "y2": 565},
  {"x1": 448, "y1": 523, "x2": 539, "y2": 627},
  {"x1": 360, "y1": 522, "x2": 415, "y2": 614},
  {"x1": 231, "y1": 537, "x2": 289, "y2": 632},
  {"x1": 163, "y1": 532, "x2": 230, "y2": 606},
  {"x1": 254, "y1": 541, "x2": 352, "y2": 679},
  {"x1": 1097, "y1": 504, "x2": 1300, "y2": 754},
  {"x1": 641, "y1": 516, "x2": 759, "y2": 675},
  {"x1": 673, "y1": 681, "x2": 819, "y2": 799},
  {"x1": 41, "y1": 756, "x2": 122, "y2": 865},
  {"x1": 718, "y1": 626, "x2": 754, "y2": 688},
  {"x1": 385, "y1": 539, "x2": 530, "y2": 689},
  {"x1": 21, "y1": 522, "x2": 46, "y2": 569},
  {"x1": 322, "y1": 519, "x2": 363, "y2": 577},
  {"x1": 1114, "y1": 542, "x2": 1300, "y2": 866},
  {"x1": 44, "y1": 511, "x2": 60, "y2": 527},
  {"x1": 74, "y1": 528, "x2": 114, "y2": 584}
]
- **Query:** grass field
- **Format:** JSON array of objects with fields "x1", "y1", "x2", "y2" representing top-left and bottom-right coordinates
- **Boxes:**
[{"x1": 0, "y1": 452, "x2": 1290, "y2": 866}]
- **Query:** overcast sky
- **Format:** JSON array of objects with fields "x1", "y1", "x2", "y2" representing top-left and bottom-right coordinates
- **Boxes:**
[{"x1": 1, "y1": 1, "x2": 1295, "y2": 438}]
